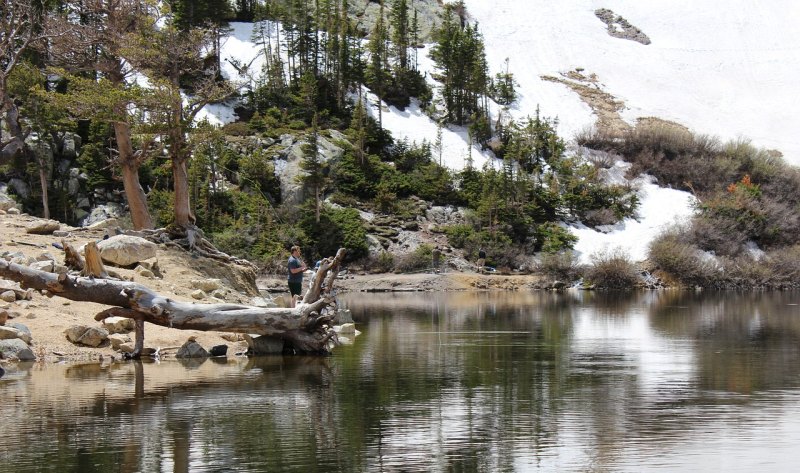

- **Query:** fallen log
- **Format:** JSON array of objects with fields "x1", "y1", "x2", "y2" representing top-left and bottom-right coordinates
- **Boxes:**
[{"x1": 0, "y1": 248, "x2": 347, "y2": 356}]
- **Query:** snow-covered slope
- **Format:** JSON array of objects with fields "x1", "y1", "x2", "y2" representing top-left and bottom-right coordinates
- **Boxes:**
[
  {"x1": 463, "y1": 0, "x2": 800, "y2": 164},
  {"x1": 211, "y1": 1, "x2": 799, "y2": 263}
]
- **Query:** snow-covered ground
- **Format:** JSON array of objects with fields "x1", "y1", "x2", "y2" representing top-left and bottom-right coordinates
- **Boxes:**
[{"x1": 211, "y1": 1, "x2": 798, "y2": 263}]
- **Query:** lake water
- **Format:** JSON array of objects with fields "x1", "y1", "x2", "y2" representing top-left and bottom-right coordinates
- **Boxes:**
[{"x1": 2, "y1": 290, "x2": 800, "y2": 472}]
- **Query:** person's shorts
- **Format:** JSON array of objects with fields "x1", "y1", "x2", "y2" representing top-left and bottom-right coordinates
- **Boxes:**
[{"x1": 288, "y1": 281, "x2": 302, "y2": 296}]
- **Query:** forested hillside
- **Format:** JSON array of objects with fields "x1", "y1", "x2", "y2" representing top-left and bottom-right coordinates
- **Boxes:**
[{"x1": 2, "y1": 0, "x2": 800, "y2": 288}]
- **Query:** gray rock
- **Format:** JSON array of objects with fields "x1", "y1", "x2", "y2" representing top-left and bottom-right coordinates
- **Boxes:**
[
  {"x1": 29, "y1": 260, "x2": 54, "y2": 272},
  {"x1": 9, "y1": 178, "x2": 30, "y2": 199},
  {"x1": 36, "y1": 252, "x2": 56, "y2": 262},
  {"x1": 0, "y1": 291, "x2": 15, "y2": 303},
  {"x1": 64, "y1": 325, "x2": 109, "y2": 347},
  {"x1": 62, "y1": 132, "x2": 82, "y2": 158},
  {"x1": 0, "y1": 338, "x2": 35, "y2": 361},
  {"x1": 6, "y1": 322, "x2": 31, "y2": 344},
  {"x1": 25, "y1": 219, "x2": 61, "y2": 235},
  {"x1": 175, "y1": 340, "x2": 209, "y2": 358},
  {"x1": 81, "y1": 203, "x2": 124, "y2": 227},
  {"x1": 97, "y1": 234, "x2": 157, "y2": 266},
  {"x1": 244, "y1": 334, "x2": 284, "y2": 355},
  {"x1": 190, "y1": 289, "x2": 205, "y2": 300},
  {"x1": 0, "y1": 326, "x2": 21, "y2": 341},
  {"x1": 6, "y1": 208, "x2": 20, "y2": 215}
]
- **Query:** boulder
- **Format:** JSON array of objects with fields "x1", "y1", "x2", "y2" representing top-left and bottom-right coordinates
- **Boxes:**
[
  {"x1": 64, "y1": 325, "x2": 109, "y2": 347},
  {"x1": 190, "y1": 289, "x2": 206, "y2": 300},
  {"x1": 0, "y1": 291, "x2": 15, "y2": 303},
  {"x1": 102, "y1": 316, "x2": 135, "y2": 334},
  {"x1": 6, "y1": 322, "x2": 31, "y2": 344},
  {"x1": 175, "y1": 340, "x2": 209, "y2": 358},
  {"x1": 25, "y1": 219, "x2": 61, "y2": 235},
  {"x1": 0, "y1": 326, "x2": 21, "y2": 340},
  {"x1": 0, "y1": 338, "x2": 35, "y2": 361},
  {"x1": 96, "y1": 234, "x2": 157, "y2": 266},
  {"x1": 209, "y1": 345, "x2": 228, "y2": 357},
  {"x1": 244, "y1": 334, "x2": 284, "y2": 355}
]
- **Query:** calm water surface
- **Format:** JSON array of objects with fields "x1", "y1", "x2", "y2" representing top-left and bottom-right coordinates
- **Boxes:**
[{"x1": 2, "y1": 290, "x2": 800, "y2": 472}]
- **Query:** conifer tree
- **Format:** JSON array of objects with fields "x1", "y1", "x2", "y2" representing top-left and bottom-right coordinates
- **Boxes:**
[
  {"x1": 390, "y1": 0, "x2": 410, "y2": 71},
  {"x1": 301, "y1": 112, "x2": 327, "y2": 223},
  {"x1": 365, "y1": 1, "x2": 390, "y2": 129}
]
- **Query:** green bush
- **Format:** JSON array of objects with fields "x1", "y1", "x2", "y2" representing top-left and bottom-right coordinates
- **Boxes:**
[
  {"x1": 585, "y1": 248, "x2": 639, "y2": 289},
  {"x1": 535, "y1": 222, "x2": 578, "y2": 253},
  {"x1": 444, "y1": 224, "x2": 474, "y2": 248},
  {"x1": 222, "y1": 121, "x2": 252, "y2": 136}
]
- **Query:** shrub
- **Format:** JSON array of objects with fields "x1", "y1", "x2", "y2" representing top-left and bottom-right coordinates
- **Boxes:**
[
  {"x1": 717, "y1": 254, "x2": 771, "y2": 288},
  {"x1": 585, "y1": 248, "x2": 639, "y2": 289},
  {"x1": 536, "y1": 251, "x2": 583, "y2": 282},
  {"x1": 765, "y1": 245, "x2": 800, "y2": 286},
  {"x1": 648, "y1": 230, "x2": 715, "y2": 286},
  {"x1": 444, "y1": 224, "x2": 474, "y2": 248},
  {"x1": 373, "y1": 251, "x2": 395, "y2": 273},
  {"x1": 395, "y1": 244, "x2": 434, "y2": 273},
  {"x1": 222, "y1": 121, "x2": 252, "y2": 136},
  {"x1": 534, "y1": 223, "x2": 578, "y2": 253}
]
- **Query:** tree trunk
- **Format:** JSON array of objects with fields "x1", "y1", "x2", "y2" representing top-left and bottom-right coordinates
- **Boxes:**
[
  {"x1": 38, "y1": 159, "x2": 50, "y2": 219},
  {"x1": 0, "y1": 248, "x2": 347, "y2": 355},
  {"x1": 0, "y1": 77, "x2": 26, "y2": 163},
  {"x1": 114, "y1": 120, "x2": 154, "y2": 230}
]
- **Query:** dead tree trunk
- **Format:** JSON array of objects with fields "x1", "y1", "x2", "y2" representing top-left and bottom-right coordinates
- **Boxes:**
[{"x1": 0, "y1": 249, "x2": 347, "y2": 355}]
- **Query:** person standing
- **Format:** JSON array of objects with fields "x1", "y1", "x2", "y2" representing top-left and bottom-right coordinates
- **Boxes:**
[
  {"x1": 287, "y1": 246, "x2": 307, "y2": 307},
  {"x1": 477, "y1": 247, "x2": 486, "y2": 273}
]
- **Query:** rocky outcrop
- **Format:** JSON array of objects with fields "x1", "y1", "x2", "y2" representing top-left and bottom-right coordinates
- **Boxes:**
[{"x1": 595, "y1": 8, "x2": 651, "y2": 45}]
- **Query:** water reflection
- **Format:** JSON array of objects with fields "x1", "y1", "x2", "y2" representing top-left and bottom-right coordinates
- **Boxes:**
[{"x1": 2, "y1": 290, "x2": 800, "y2": 472}]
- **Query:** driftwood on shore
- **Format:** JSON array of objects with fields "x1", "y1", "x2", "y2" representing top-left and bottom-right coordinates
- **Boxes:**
[{"x1": 0, "y1": 248, "x2": 346, "y2": 357}]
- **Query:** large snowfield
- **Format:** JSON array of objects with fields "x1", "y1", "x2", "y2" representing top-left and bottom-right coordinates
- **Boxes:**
[{"x1": 209, "y1": 1, "x2": 800, "y2": 263}]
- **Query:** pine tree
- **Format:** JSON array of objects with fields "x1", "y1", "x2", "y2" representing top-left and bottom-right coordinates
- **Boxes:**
[
  {"x1": 365, "y1": 1, "x2": 390, "y2": 129},
  {"x1": 301, "y1": 113, "x2": 327, "y2": 223},
  {"x1": 390, "y1": 0, "x2": 410, "y2": 71}
]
